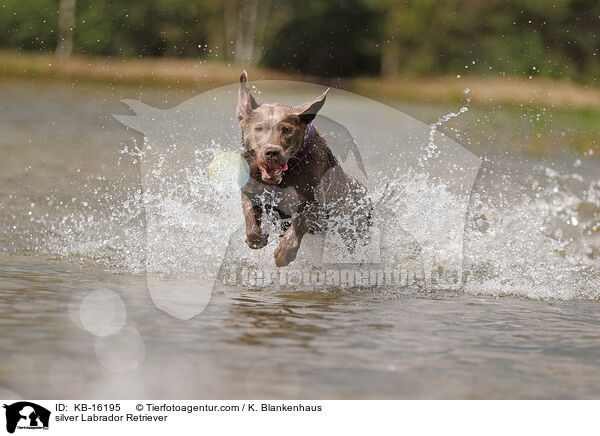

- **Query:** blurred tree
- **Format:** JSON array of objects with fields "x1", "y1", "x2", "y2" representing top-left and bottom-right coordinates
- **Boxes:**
[
  {"x1": 261, "y1": 0, "x2": 380, "y2": 76},
  {"x1": 234, "y1": 0, "x2": 258, "y2": 62},
  {"x1": 217, "y1": 0, "x2": 273, "y2": 64},
  {"x1": 56, "y1": 0, "x2": 76, "y2": 57},
  {"x1": 82, "y1": 0, "x2": 213, "y2": 57},
  {"x1": 0, "y1": 0, "x2": 599, "y2": 81},
  {"x1": 366, "y1": 0, "x2": 600, "y2": 80},
  {"x1": 0, "y1": 0, "x2": 59, "y2": 51}
]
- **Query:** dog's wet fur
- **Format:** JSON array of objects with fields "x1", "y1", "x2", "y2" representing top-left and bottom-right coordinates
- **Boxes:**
[{"x1": 238, "y1": 71, "x2": 371, "y2": 267}]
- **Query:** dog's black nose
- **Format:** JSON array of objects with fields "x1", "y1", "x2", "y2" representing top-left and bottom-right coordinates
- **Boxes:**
[{"x1": 265, "y1": 147, "x2": 281, "y2": 160}]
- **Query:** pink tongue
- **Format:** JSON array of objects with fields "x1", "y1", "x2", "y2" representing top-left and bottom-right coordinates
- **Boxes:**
[
  {"x1": 264, "y1": 163, "x2": 287, "y2": 175},
  {"x1": 257, "y1": 157, "x2": 288, "y2": 177}
]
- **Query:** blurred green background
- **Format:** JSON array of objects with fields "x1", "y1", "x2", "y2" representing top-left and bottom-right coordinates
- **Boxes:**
[
  {"x1": 1, "y1": 0, "x2": 599, "y2": 158},
  {"x1": 1, "y1": 0, "x2": 599, "y2": 81}
]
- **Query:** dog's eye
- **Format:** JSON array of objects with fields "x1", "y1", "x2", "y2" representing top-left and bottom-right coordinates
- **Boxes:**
[
  {"x1": 281, "y1": 127, "x2": 292, "y2": 134},
  {"x1": 255, "y1": 126, "x2": 263, "y2": 132}
]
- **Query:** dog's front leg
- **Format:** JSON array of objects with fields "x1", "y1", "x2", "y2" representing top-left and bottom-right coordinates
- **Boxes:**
[
  {"x1": 242, "y1": 191, "x2": 268, "y2": 249},
  {"x1": 274, "y1": 197, "x2": 316, "y2": 267}
]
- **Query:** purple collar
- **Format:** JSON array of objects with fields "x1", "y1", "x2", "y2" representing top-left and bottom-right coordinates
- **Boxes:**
[{"x1": 286, "y1": 123, "x2": 315, "y2": 172}]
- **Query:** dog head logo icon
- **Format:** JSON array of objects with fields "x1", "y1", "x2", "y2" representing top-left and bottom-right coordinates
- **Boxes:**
[{"x1": 3, "y1": 402, "x2": 50, "y2": 434}]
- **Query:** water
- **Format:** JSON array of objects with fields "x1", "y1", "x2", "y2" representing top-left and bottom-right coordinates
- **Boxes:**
[{"x1": 1, "y1": 77, "x2": 599, "y2": 399}]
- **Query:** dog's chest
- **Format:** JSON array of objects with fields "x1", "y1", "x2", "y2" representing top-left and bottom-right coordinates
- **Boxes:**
[
  {"x1": 265, "y1": 186, "x2": 300, "y2": 216},
  {"x1": 244, "y1": 179, "x2": 302, "y2": 217}
]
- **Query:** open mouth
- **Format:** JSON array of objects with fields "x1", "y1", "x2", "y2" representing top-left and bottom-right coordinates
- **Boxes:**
[{"x1": 256, "y1": 158, "x2": 288, "y2": 181}]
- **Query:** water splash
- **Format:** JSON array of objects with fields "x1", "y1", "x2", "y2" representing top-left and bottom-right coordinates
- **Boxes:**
[
  {"x1": 6, "y1": 134, "x2": 598, "y2": 301},
  {"x1": 2, "y1": 86, "x2": 599, "y2": 301},
  {"x1": 421, "y1": 89, "x2": 471, "y2": 164}
]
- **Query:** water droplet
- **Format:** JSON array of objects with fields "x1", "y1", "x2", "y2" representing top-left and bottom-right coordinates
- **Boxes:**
[
  {"x1": 79, "y1": 289, "x2": 126, "y2": 337},
  {"x1": 94, "y1": 325, "x2": 145, "y2": 373}
]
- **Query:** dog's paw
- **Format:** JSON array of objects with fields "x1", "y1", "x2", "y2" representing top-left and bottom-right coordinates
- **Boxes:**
[
  {"x1": 274, "y1": 230, "x2": 300, "y2": 267},
  {"x1": 246, "y1": 232, "x2": 269, "y2": 249}
]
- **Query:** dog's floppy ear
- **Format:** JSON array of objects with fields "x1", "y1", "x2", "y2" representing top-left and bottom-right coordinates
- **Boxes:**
[
  {"x1": 237, "y1": 70, "x2": 259, "y2": 121},
  {"x1": 295, "y1": 88, "x2": 330, "y2": 124}
]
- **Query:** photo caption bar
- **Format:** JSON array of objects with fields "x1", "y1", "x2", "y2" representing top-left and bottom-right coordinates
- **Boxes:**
[{"x1": 0, "y1": 400, "x2": 595, "y2": 436}]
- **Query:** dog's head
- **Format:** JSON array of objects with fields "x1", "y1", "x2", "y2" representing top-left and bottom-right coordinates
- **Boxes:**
[{"x1": 237, "y1": 71, "x2": 329, "y2": 184}]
